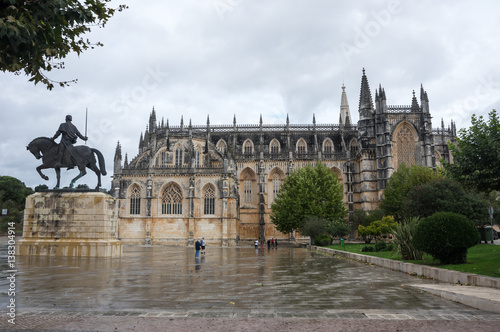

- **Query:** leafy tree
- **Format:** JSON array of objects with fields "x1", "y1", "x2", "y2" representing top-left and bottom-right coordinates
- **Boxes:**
[
  {"x1": 271, "y1": 161, "x2": 347, "y2": 234},
  {"x1": 357, "y1": 216, "x2": 397, "y2": 243},
  {"x1": 380, "y1": 164, "x2": 443, "y2": 220},
  {"x1": 0, "y1": 175, "x2": 30, "y2": 205},
  {"x1": 403, "y1": 179, "x2": 493, "y2": 226},
  {"x1": 444, "y1": 110, "x2": 500, "y2": 193},
  {"x1": 328, "y1": 220, "x2": 350, "y2": 239},
  {"x1": 0, "y1": 175, "x2": 32, "y2": 232},
  {"x1": 413, "y1": 212, "x2": 480, "y2": 264},
  {"x1": 350, "y1": 209, "x2": 384, "y2": 229},
  {"x1": 301, "y1": 216, "x2": 330, "y2": 240},
  {"x1": 0, "y1": 1, "x2": 126, "y2": 89}
]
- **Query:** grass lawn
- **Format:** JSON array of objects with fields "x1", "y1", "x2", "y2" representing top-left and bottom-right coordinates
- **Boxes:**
[{"x1": 326, "y1": 243, "x2": 500, "y2": 279}]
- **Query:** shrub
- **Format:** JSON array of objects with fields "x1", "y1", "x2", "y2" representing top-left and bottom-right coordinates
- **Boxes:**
[
  {"x1": 357, "y1": 216, "x2": 397, "y2": 243},
  {"x1": 361, "y1": 246, "x2": 374, "y2": 252},
  {"x1": 374, "y1": 240, "x2": 387, "y2": 252},
  {"x1": 391, "y1": 217, "x2": 423, "y2": 260},
  {"x1": 413, "y1": 212, "x2": 480, "y2": 264},
  {"x1": 328, "y1": 220, "x2": 350, "y2": 239},
  {"x1": 314, "y1": 234, "x2": 333, "y2": 246}
]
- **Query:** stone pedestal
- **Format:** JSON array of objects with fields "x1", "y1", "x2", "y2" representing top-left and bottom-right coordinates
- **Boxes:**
[{"x1": 17, "y1": 191, "x2": 122, "y2": 257}]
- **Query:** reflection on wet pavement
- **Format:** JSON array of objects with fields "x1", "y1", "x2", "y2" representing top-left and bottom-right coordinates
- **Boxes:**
[{"x1": 1, "y1": 246, "x2": 475, "y2": 313}]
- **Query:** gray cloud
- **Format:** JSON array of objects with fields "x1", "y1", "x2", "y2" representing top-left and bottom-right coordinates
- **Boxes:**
[{"x1": 1, "y1": 0, "x2": 499, "y2": 189}]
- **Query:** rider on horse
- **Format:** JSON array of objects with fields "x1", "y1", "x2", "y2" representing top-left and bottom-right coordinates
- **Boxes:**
[{"x1": 52, "y1": 115, "x2": 88, "y2": 168}]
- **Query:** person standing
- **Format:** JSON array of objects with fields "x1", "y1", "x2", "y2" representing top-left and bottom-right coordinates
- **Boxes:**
[
  {"x1": 254, "y1": 240, "x2": 259, "y2": 249},
  {"x1": 195, "y1": 239, "x2": 201, "y2": 258},
  {"x1": 201, "y1": 237, "x2": 206, "y2": 254},
  {"x1": 275, "y1": 238, "x2": 278, "y2": 247}
]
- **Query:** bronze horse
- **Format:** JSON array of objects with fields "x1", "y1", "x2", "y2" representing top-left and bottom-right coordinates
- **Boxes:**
[{"x1": 27, "y1": 137, "x2": 107, "y2": 189}]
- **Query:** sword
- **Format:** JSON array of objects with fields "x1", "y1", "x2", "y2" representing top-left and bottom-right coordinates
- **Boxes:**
[{"x1": 85, "y1": 108, "x2": 88, "y2": 145}]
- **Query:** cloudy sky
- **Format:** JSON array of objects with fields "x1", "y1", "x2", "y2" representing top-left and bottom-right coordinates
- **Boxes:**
[{"x1": 1, "y1": 0, "x2": 499, "y2": 190}]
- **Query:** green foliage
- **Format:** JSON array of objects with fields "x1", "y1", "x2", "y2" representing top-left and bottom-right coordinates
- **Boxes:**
[
  {"x1": 361, "y1": 245, "x2": 374, "y2": 252},
  {"x1": 403, "y1": 179, "x2": 492, "y2": 226},
  {"x1": 328, "y1": 220, "x2": 350, "y2": 239},
  {"x1": 271, "y1": 161, "x2": 347, "y2": 234},
  {"x1": 0, "y1": 176, "x2": 32, "y2": 232},
  {"x1": 391, "y1": 217, "x2": 423, "y2": 260},
  {"x1": 314, "y1": 234, "x2": 333, "y2": 246},
  {"x1": 381, "y1": 164, "x2": 443, "y2": 220},
  {"x1": 357, "y1": 216, "x2": 397, "y2": 243},
  {"x1": 444, "y1": 110, "x2": 500, "y2": 193},
  {"x1": 0, "y1": 176, "x2": 31, "y2": 205},
  {"x1": 374, "y1": 240, "x2": 387, "y2": 252},
  {"x1": 413, "y1": 212, "x2": 480, "y2": 264},
  {"x1": 0, "y1": 1, "x2": 127, "y2": 89},
  {"x1": 301, "y1": 216, "x2": 330, "y2": 240}
]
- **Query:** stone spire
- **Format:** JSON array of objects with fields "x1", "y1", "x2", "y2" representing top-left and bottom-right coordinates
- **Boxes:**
[
  {"x1": 114, "y1": 141, "x2": 122, "y2": 162},
  {"x1": 340, "y1": 84, "x2": 352, "y2": 126},
  {"x1": 411, "y1": 90, "x2": 420, "y2": 112},
  {"x1": 149, "y1": 107, "x2": 157, "y2": 132},
  {"x1": 113, "y1": 141, "x2": 122, "y2": 176},
  {"x1": 358, "y1": 68, "x2": 374, "y2": 113}
]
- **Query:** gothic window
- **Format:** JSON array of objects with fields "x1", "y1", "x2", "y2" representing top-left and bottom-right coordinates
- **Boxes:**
[
  {"x1": 195, "y1": 149, "x2": 200, "y2": 167},
  {"x1": 156, "y1": 150, "x2": 168, "y2": 167},
  {"x1": 244, "y1": 174, "x2": 252, "y2": 203},
  {"x1": 243, "y1": 140, "x2": 253, "y2": 155},
  {"x1": 272, "y1": 173, "x2": 282, "y2": 202},
  {"x1": 297, "y1": 139, "x2": 307, "y2": 155},
  {"x1": 130, "y1": 185, "x2": 141, "y2": 215},
  {"x1": 270, "y1": 139, "x2": 280, "y2": 155},
  {"x1": 203, "y1": 185, "x2": 215, "y2": 215},
  {"x1": 394, "y1": 123, "x2": 416, "y2": 169},
  {"x1": 162, "y1": 183, "x2": 183, "y2": 215},
  {"x1": 350, "y1": 139, "x2": 358, "y2": 154},
  {"x1": 217, "y1": 140, "x2": 227, "y2": 154},
  {"x1": 175, "y1": 148, "x2": 183, "y2": 167},
  {"x1": 331, "y1": 167, "x2": 343, "y2": 183},
  {"x1": 323, "y1": 139, "x2": 333, "y2": 154},
  {"x1": 435, "y1": 150, "x2": 443, "y2": 167}
]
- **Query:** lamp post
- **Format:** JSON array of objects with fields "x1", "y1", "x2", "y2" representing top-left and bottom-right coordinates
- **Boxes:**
[{"x1": 489, "y1": 206, "x2": 494, "y2": 244}]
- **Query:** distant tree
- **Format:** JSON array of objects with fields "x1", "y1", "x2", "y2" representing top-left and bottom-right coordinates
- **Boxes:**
[
  {"x1": 328, "y1": 220, "x2": 350, "y2": 239},
  {"x1": 0, "y1": 176, "x2": 32, "y2": 232},
  {"x1": 380, "y1": 164, "x2": 443, "y2": 220},
  {"x1": 76, "y1": 184, "x2": 90, "y2": 189},
  {"x1": 403, "y1": 179, "x2": 494, "y2": 226},
  {"x1": 357, "y1": 216, "x2": 397, "y2": 243},
  {"x1": 0, "y1": 1, "x2": 126, "y2": 89},
  {"x1": 0, "y1": 176, "x2": 30, "y2": 206},
  {"x1": 271, "y1": 161, "x2": 347, "y2": 234},
  {"x1": 301, "y1": 216, "x2": 330, "y2": 240},
  {"x1": 444, "y1": 110, "x2": 500, "y2": 193}
]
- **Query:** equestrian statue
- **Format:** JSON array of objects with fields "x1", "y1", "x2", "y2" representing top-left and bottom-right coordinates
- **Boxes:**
[{"x1": 27, "y1": 115, "x2": 107, "y2": 189}]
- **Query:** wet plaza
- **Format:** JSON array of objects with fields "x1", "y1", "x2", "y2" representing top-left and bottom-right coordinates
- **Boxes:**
[{"x1": 2, "y1": 244, "x2": 497, "y2": 319}]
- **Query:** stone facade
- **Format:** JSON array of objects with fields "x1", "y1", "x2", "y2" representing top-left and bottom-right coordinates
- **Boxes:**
[
  {"x1": 111, "y1": 69, "x2": 456, "y2": 246},
  {"x1": 17, "y1": 192, "x2": 122, "y2": 257}
]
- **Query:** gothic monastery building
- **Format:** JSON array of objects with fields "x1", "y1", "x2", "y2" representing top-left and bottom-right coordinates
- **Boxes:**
[{"x1": 111, "y1": 69, "x2": 456, "y2": 246}]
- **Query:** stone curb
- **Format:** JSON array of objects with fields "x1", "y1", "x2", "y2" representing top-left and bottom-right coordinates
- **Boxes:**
[
  {"x1": 311, "y1": 246, "x2": 500, "y2": 288},
  {"x1": 408, "y1": 284, "x2": 500, "y2": 313}
]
